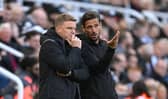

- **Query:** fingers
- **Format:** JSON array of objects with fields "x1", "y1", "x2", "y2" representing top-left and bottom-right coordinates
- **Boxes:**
[
  {"x1": 74, "y1": 36, "x2": 79, "y2": 40},
  {"x1": 71, "y1": 35, "x2": 80, "y2": 41},
  {"x1": 113, "y1": 30, "x2": 120, "y2": 39},
  {"x1": 72, "y1": 35, "x2": 75, "y2": 39},
  {"x1": 108, "y1": 30, "x2": 120, "y2": 42},
  {"x1": 67, "y1": 39, "x2": 72, "y2": 45},
  {"x1": 67, "y1": 35, "x2": 76, "y2": 42}
]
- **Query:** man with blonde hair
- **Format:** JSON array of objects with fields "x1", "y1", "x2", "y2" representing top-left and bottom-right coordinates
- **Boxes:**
[{"x1": 39, "y1": 13, "x2": 89, "y2": 99}]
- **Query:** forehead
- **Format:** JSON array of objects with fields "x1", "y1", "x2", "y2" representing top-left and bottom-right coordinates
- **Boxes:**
[
  {"x1": 30, "y1": 35, "x2": 40, "y2": 40},
  {"x1": 84, "y1": 18, "x2": 100, "y2": 26},
  {"x1": 63, "y1": 21, "x2": 76, "y2": 26}
]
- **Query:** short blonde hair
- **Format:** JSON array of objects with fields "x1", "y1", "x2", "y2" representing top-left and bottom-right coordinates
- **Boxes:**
[{"x1": 54, "y1": 13, "x2": 76, "y2": 27}]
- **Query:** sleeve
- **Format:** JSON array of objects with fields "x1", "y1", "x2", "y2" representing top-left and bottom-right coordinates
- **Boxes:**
[
  {"x1": 40, "y1": 40, "x2": 81, "y2": 73},
  {"x1": 92, "y1": 47, "x2": 115, "y2": 73},
  {"x1": 70, "y1": 59, "x2": 90, "y2": 81},
  {"x1": 82, "y1": 44, "x2": 115, "y2": 74}
]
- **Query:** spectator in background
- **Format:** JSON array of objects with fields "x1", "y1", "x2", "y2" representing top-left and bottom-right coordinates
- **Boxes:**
[
  {"x1": 9, "y1": 3, "x2": 24, "y2": 26},
  {"x1": 144, "y1": 78, "x2": 167, "y2": 99},
  {"x1": 115, "y1": 83, "x2": 129, "y2": 98},
  {"x1": 126, "y1": 54, "x2": 138, "y2": 68},
  {"x1": 130, "y1": 0, "x2": 143, "y2": 11},
  {"x1": 14, "y1": 56, "x2": 39, "y2": 99},
  {"x1": 101, "y1": 11, "x2": 127, "y2": 38},
  {"x1": 0, "y1": 7, "x2": 22, "y2": 47},
  {"x1": 152, "y1": 38, "x2": 168, "y2": 66},
  {"x1": 137, "y1": 43, "x2": 154, "y2": 76},
  {"x1": 101, "y1": 11, "x2": 119, "y2": 37},
  {"x1": 147, "y1": 23, "x2": 160, "y2": 43},
  {"x1": 5, "y1": 2, "x2": 30, "y2": 33},
  {"x1": 110, "y1": 53, "x2": 127, "y2": 84},
  {"x1": 156, "y1": 83, "x2": 167, "y2": 99},
  {"x1": 144, "y1": 78, "x2": 159, "y2": 99},
  {"x1": 23, "y1": 31, "x2": 41, "y2": 57},
  {"x1": 140, "y1": 0, "x2": 155, "y2": 10},
  {"x1": 151, "y1": 59, "x2": 168, "y2": 89},
  {"x1": 132, "y1": 20, "x2": 150, "y2": 48},
  {"x1": 0, "y1": 22, "x2": 21, "y2": 72},
  {"x1": 28, "y1": 7, "x2": 50, "y2": 29},
  {"x1": 116, "y1": 31, "x2": 134, "y2": 53},
  {"x1": 42, "y1": 3, "x2": 62, "y2": 26},
  {"x1": 125, "y1": 67, "x2": 143, "y2": 92},
  {"x1": 125, "y1": 81, "x2": 152, "y2": 99}
]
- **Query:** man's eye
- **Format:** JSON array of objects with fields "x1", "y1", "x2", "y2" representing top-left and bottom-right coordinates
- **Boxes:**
[
  {"x1": 95, "y1": 24, "x2": 98, "y2": 27},
  {"x1": 87, "y1": 26, "x2": 92, "y2": 29}
]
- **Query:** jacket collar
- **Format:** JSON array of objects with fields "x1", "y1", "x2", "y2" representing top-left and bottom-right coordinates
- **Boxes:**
[{"x1": 47, "y1": 27, "x2": 63, "y2": 40}]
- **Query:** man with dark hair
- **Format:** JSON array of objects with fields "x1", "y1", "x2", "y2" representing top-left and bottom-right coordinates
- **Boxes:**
[
  {"x1": 15, "y1": 56, "x2": 39, "y2": 99},
  {"x1": 39, "y1": 13, "x2": 89, "y2": 99},
  {"x1": 23, "y1": 31, "x2": 41, "y2": 57},
  {"x1": 79, "y1": 11, "x2": 119, "y2": 99}
]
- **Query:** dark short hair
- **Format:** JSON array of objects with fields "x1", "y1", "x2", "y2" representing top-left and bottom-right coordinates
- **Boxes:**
[
  {"x1": 24, "y1": 31, "x2": 41, "y2": 41},
  {"x1": 80, "y1": 11, "x2": 101, "y2": 27},
  {"x1": 132, "y1": 81, "x2": 151, "y2": 98},
  {"x1": 54, "y1": 13, "x2": 76, "y2": 27}
]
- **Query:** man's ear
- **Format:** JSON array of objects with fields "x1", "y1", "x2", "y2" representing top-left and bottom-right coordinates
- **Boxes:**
[
  {"x1": 55, "y1": 25, "x2": 64, "y2": 39},
  {"x1": 55, "y1": 25, "x2": 61, "y2": 33}
]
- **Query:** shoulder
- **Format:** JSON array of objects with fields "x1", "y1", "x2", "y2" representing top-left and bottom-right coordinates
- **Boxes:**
[
  {"x1": 41, "y1": 39, "x2": 55, "y2": 46},
  {"x1": 40, "y1": 29, "x2": 61, "y2": 46}
]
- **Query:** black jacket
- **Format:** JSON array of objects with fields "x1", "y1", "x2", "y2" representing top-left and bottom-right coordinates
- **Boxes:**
[
  {"x1": 78, "y1": 34, "x2": 118, "y2": 99},
  {"x1": 39, "y1": 28, "x2": 89, "y2": 99}
]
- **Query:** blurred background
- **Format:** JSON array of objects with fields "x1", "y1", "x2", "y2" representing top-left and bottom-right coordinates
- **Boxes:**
[{"x1": 0, "y1": 0, "x2": 168, "y2": 99}]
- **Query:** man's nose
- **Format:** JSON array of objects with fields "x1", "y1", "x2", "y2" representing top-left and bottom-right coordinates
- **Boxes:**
[
  {"x1": 71, "y1": 29, "x2": 76, "y2": 34},
  {"x1": 91, "y1": 27, "x2": 97, "y2": 33}
]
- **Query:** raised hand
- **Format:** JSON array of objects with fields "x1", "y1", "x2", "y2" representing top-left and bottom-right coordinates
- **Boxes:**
[
  {"x1": 107, "y1": 30, "x2": 120, "y2": 48},
  {"x1": 67, "y1": 35, "x2": 82, "y2": 49}
]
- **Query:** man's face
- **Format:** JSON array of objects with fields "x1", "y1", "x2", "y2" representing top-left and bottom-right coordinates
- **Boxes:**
[
  {"x1": 0, "y1": 24, "x2": 12, "y2": 42},
  {"x1": 154, "y1": 60, "x2": 167, "y2": 77},
  {"x1": 56, "y1": 21, "x2": 76, "y2": 40},
  {"x1": 28, "y1": 35, "x2": 40, "y2": 50},
  {"x1": 32, "y1": 63, "x2": 39, "y2": 77},
  {"x1": 83, "y1": 18, "x2": 101, "y2": 43},
  {"x1": 33, "y1": 9, "x2": 49, "y2": 28}
]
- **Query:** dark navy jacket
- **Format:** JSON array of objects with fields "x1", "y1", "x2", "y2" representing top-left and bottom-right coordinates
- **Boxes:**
[
  {"x1": 39, "y1": 28, "x2": 89, "y2": 99},
  {"x1": 79, "y1": 34, "x2": 118, "y2": 99}
]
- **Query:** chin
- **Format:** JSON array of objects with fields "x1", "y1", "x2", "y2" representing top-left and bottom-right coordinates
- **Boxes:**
[{"x1": 91, "y1": 38, "x2": 97, "y2": 41}]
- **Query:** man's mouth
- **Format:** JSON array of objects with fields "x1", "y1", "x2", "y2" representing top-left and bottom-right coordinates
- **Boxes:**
[
  {"x1": 91, "y1": 35, "x2": 98, "y2": 40},
  {"x1": 91, "y1": 33, "x2": 97, "y2": 37}
]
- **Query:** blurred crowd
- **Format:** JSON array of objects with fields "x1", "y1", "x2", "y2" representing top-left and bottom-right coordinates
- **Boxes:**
[
  {"x1": 73, "y1": 0, "x2": 168, "y2": 12},
  {"x1": 0, "y1": 0, "x2": 168, "y2": 99}
]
